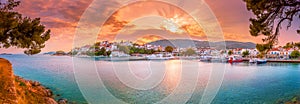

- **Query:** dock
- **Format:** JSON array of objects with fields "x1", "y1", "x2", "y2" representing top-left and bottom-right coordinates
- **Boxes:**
[
  {"x1": 243, "y1": 58, "x2": 300, "y2": 63},
  {"x1": 267, "y1": 60, "x2": 300, "y2": 63}
]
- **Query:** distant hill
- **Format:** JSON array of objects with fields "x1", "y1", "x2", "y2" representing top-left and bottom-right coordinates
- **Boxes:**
[
  {"x1": 147, "y1": 39, "x2": 256, "y2": 49},
  {"x1": 43, "y1": 52, "x2": 56, "y2": 55}
]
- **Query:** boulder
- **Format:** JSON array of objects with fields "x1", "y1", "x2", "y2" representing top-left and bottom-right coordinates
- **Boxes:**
[{"x1": 58, "y1": 98, "x2": 68, "y2": 104}]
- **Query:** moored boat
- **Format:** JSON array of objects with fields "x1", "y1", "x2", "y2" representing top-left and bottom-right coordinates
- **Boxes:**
[
  {"x1": 228, "y1": 55, "x2": 243, "y2": 63},
  {"x1": 200, "y1": 55, "x2": 212, "y2": 62},
  {"x1": 256, "y1": 59, "x2": 267, "y2": 64},
  {"x1": 146, "y1": 52, "x2": 175, "y2": 60},
  {"x1": 249, "y1": 58, "x2": 257, "y2": 63}
]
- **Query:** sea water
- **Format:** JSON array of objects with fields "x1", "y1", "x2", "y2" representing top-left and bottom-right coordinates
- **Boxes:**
[{"x1": 0, "y1": 54, "x2": 299, "y2": 104}]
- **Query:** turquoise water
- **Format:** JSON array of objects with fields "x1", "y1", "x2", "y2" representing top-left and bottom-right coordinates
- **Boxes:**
[{"x1": 0, "y1": 55, "x2": 300, "y2": 104}]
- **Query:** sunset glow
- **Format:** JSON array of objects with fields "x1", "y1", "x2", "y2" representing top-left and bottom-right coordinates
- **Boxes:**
[{"x1": 0, "y1": 0, "x2": 299, "y2": 53}]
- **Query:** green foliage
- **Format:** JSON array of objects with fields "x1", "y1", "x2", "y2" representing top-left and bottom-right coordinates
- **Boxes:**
[
  {"x1": 291, "y1": 97, "x2": 298, "y2": 103},
  {"x1": 283, "y1": 42, "x2": 300, "y2": 49},
  {"x1": 290, "y1": 50, "x2": 300, "y2": 59},
  {"x1": 69, "y1": 51, "x2": 78, "y2": 55},
  {"x1": 93, "y1": 47, "x2": 106, "y2": 56},
  {"x1": 56, "y1": 50, "x2": 65, "y2": 54},
  {"x1": 165, "y1": 46, "x2": 174, "y2": 53},
  {"x1": 295, "y1": 42, "x2": 300, "y2": 49},
  {"x1": 129, "y1": 46, "x2": 155, "y2": 54},
  {"x1": 228, "y1": 50, "x2": 233, "y2": 55},
  {"x1": 88, "y1": 46, "x2": 110, "y2": 56},
  {"x1": 244, "y1": 0, "x2": 300, "y2": 49},
  {"x1": 19, "y1": 81, "x2": 26, "y2": 87},
  {"x1": 86, "y1": 51, "x2": 95, "y2": 56},
  {"x1": 0, "y1": 0, "x2": 50, "y2": 55},
  {"x1": 283, "y1": 42, "x2": 295, "y2": 49},
  {"x1": 242, "y1": 50, "x2": 250, "y2": 57},
  {"x1": 94, "y1": 42, "x2": 101, "y2": 46},
  {"x1": 182, "y1": 48, "x2": 196, "y2": 56},
  {"x1": 106, "y1": 51, "x2": 112, "y2": 56},
  {"x1": 256, "y1": 43, "x2": 272, "y2": 55},
  {"x1": 100, "y1": 47, "x2": 106, "y2": 55},
  {"x1": 118, "y1": 45, "x2": 130, "y2": 54}
]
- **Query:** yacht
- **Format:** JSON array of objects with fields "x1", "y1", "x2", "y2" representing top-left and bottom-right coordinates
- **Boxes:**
[{"x1": 146, "y1": 53, "x2": 174, "y2": 60}]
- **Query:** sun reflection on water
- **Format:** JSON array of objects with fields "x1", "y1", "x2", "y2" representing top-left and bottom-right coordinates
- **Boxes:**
[{"x1": 163, "y1": 60, "x2": 182, "y2": 92}]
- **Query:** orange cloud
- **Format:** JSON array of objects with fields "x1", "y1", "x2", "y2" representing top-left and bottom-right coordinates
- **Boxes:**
[
  {"x1": 3, "y1": 0, "x2": 298, "y2": 54},
  {"x1": 97, "y1": 1, "x2": 206, "y2": 42},
  {"x1": 135, "y1": 35, "x2": 163, "y2": 45}
]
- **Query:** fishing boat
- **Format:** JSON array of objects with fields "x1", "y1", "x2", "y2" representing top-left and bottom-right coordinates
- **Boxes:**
[
  {"x1": 228, "y1": 55, "x2": 243, "y2": 63},
  {"x1": 256, "y1": 59, "x2": 267, "y2": 64}
]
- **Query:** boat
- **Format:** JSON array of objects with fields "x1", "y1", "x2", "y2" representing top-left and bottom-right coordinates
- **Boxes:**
[
  {"x1": 146, "y1": 53, "x2": 175, "y2": 60},
  {"x1": 249, "y1": 58, "x2": 257, "y2": 63},
  {"x1": 200, "y1": 55, "x2": 212, "y2": 62},
  {"x1": 256, "y1": 59, "x2": 267, "y2": 64},
  {"x1": 105, "y1": 56, "x2": 147, "y2": 61},
  {"x1": 0, "y1": 53, "x2": 13, "y2": 55},
  {"x1": 228, "y1": 55, "x2": 243, "y2": 63}
]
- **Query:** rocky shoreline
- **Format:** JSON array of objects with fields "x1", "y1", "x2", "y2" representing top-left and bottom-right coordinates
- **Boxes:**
[{"x1": 0, "y1": 58, "x2": 67, "y2": 104}]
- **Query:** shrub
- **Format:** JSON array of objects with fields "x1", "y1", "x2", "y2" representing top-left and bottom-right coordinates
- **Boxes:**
[{"x1": 290, "y1": 50, "x2": 300, "y2": 59}]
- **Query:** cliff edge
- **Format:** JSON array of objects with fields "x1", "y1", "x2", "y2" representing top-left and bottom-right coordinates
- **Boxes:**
[{"x1": 0, "y1": 58, "x2": 57, "y2": 104}]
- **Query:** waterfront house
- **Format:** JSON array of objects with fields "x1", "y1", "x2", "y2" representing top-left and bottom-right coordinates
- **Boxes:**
[{"x1": 268, "y1": 48, "x2": 280, "y2": 58}]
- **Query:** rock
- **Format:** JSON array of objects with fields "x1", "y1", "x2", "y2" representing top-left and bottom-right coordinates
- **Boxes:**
[
  {"x1": 30, "y1": 81, "x2": 41, "y2": 86},
  {"x1": 0, "y1": 58, "x2": 58, "y2": 104},
  {"x1": 45, "y1": 97, "x2": 58, "y2": 104},
  {"x1": 46, "y1": 89, "x2": 53, "y2": 97},
  {"x1": 58, "y1": 98, "x2": 68, "y2": 104},
  {"x1": 7, "y1": 88, "x2": 14, "y2": 93}
]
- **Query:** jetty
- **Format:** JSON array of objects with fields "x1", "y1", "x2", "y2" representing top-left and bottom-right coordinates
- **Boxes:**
[
  {"x1": 267, "y1": 60, "x2": 300, "y2": 63},
  {"x1": 243, "y1": 58, "x2": 300, "y2": 63}
]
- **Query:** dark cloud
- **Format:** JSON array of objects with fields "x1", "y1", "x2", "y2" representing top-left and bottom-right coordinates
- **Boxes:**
[{"x1": 16, "y1": 0, "x2": 93, "y2": 22}]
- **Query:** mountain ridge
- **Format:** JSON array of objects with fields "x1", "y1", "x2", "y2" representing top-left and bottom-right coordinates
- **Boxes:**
[{"x1": 147, "y1": 39, "x2": 256, "y2": 49}]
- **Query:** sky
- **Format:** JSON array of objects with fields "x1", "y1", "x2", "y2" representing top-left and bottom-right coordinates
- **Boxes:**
[{"x1": 0, "y1": 0, "x2": 299, "y2": 53}]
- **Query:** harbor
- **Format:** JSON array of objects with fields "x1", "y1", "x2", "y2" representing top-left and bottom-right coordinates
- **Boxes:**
[{"x1": 1, "y1": 54, "x2": 300, "y2": 104}]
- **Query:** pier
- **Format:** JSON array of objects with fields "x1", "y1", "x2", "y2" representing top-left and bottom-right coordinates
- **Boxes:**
[
  {"x1": 243, "y1": 58, "x2": 300, "y2": 63},
  {"x1": 267, "y1": 60, "x2": 300, "y2": 63}
]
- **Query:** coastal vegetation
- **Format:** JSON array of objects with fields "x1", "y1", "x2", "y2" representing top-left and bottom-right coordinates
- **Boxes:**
[
  {"x1": 164, "y1": 46, "x2": 174, "y2": 53},
  {"x1": 182, "y1": 48, "x2": 197, "y2": 56},
  {"x1": 129, "y1": 46, "x2": 156, "y2": 55},
  {"x1": 244, "y1": 0, "x2": 300, "y2": 53},
  {"x1": 228, "y1": 50, "x2": 233, "y2": 56},
  {"x1": 283, "y1": 42, "x2": 300, "y2": 49},
  {"x1": 0, "y1": 1, "x2": 58, "y2": 103},
  {"x1": 0, "y1": 58, "x2": 57, "y2": 104},
  {"x1": 0, "y1": 0, "x2": 50, "y2": 55},
  {"x1": 118, "y1": 45, "x2": 130, "y2": 54},
  {"x1": 87, "y1": 46, "x2": 112, "y2": 56},
  {"x1": 242, "y1": 50, "x2": 250, "y2": 57},
  {"x1": 290, "y1": 50, "x2": 300, "y2": 59}
]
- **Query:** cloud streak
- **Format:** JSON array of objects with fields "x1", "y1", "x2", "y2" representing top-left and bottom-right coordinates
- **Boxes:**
[{"x1": 2, "y1": 0, "x2": 298, "y2": 53}]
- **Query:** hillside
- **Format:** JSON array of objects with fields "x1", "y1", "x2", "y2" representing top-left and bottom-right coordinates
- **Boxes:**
[
  {"x1": 148, "y1": 39, "x2": 256, "y2": 49},
  {"x1": 0, "y1": 58, "x2": 58, "y2": 104}
]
